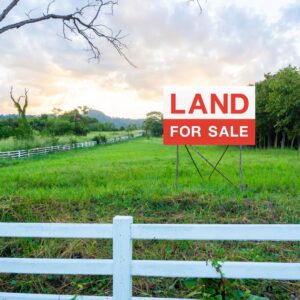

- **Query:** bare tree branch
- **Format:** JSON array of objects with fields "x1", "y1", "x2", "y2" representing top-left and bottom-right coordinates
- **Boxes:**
[
  {"x1": 188, "y1": 0, "x2": 204, "y2": 14},
  {"x1": 47, "y1": 0, "x2": 56, "y2": 14},
  {"x1": 0, "y1": 0, "x2": 20, "y2": 23},
  {"x1": 0, "y1": 0, "x2": 136, "y2": 66},
  {"x1": 0, "y1": 13, "x2": 74, "y2": 34},
  {"x1": 0, "y1": 0, "x2": 203, "y2": 65}
]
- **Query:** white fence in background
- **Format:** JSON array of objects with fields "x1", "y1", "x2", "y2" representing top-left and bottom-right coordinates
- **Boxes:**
[
  {"x1": 106, "y1": 133, "x2": 143, "y2": 144},
  {"x1": 0, "y1": 216, "x2": 299, "y2": 300},
  {"x1": 0, "y1": 141, "x2": 97, "y2": 159},
  {"x1": 0, "y1": 133, "x2": 143, "y2": 160}
]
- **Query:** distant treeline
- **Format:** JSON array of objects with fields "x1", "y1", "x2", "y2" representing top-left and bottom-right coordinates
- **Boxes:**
[
  {"x1": 256, "y1": 65, "x2": 300, "y2": 149},
  {"x1": 1, "y1": 65, "x2": 299, "y2": 148},
  {"x1": 0, "y1": 107, "x2": 139, "y2": 139}
]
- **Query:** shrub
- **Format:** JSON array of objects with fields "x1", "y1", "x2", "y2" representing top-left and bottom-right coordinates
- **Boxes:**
[
  {"x1": 92, "y1": 135, "x2": 107, "y2": 144},
  {"x1": 69, "y1": 137, "x2": 78, "y2": 145},
  {"x1": 50, "y1": 136, "x2": 60, "y2": 146}
]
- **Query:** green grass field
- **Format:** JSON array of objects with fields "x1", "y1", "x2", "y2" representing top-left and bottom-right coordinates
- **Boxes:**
[
  {"x1": 0, "y1": 130, "x2": 142, "y2": 151},
  {"x1": 0, "y1": 137, "x2": 299, "y2": 299}
]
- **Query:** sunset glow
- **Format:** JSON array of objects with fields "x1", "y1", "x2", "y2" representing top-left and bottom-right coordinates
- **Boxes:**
[{"x1": 0, "y1": 0, "x2": 299, "y2": 118}]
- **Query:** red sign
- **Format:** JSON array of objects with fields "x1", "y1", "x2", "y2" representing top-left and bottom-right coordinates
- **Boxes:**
[{"x1": 163, "y1": 86, "x2": 255, "y2": 145}]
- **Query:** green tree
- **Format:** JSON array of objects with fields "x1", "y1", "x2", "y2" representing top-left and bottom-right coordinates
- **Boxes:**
[
  {"x1": 126, "y1": 124, "x2": 137, "y2": 132},
  {"x1": 50, "y1": 119, "x2": 74, "y2": 136},
  {"x1": 60, "y1": 106, "x2": 90, "y2": 136},
  {"x1": 256, "y1": 74, "x2": 275, "y2": 148},
  {"x1": 144, "y1": 111, "x2": 163, "y2": 137},
  {"x1": 267, "y1": 66, "x2": 300, "y2": 149},
  {"x1": 255, "y1": 65, "x2": 300, "y2": 149},
  {"x1": 0, "y1": 123, "x2": 13, "y2": 139}
]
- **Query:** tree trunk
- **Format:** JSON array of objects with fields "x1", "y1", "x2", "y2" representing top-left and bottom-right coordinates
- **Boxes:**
[
  {"x1": 298, "y1": 135, "x2": 300, "y2": 151},
  {"x1": 267, "y1": 133, "x2": 272, "y2": 148},
  {"x1": 259, "y1": 136, "x2": 263, "y2": 149},
  {"x1": 281, "y1": 132, "x2": 286, "y2": 149},
  {"x1": 274, "y1": 132, "x2": 278, "y2": 148},
  {"x1": 291, "y1": 136, "x2": 295, "y2": 149}
]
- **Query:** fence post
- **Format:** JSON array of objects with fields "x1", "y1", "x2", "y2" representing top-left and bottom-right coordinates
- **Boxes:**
[{"x1": 113, "y1": 216, "x2": 133, "y2": 300}]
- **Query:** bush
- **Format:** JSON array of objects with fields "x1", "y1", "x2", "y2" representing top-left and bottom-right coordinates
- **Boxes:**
[
  {"x1": 50, "y1": 136, "x2": 60, "y2": 146},
  {"x1": 69, "y1": 137, "x2": 78, "y2": 145},
  {"x1": 92, "y1": 135, "x2": 107, "y2": 144},
  {"x1": 51, "y1": 120, "x2": 74, "y2": 136}
]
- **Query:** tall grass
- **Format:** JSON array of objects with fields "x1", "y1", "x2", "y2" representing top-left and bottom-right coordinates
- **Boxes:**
[
  {"x1": 0, "y1": 130, "x2": 143, "y2": 151},
  {"x1": 0, "y1": 138, "x2": 298, "y2": 298}
]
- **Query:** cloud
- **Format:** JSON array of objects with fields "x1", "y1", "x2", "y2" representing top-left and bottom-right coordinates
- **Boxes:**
[{"x1": 0, "y1": 0, "x2": 299, "y2": 117}]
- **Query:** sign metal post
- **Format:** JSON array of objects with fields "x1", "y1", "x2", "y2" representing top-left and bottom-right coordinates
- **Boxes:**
[
  {"x1": 239, "y1": 145, "x2": 243, "y2": 190},
  {"x1": 175, "y1": 145, "x2": 179, "y2": 189}
]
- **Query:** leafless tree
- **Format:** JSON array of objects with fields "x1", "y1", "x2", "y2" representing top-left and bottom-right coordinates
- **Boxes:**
[
  {"x1": 0, "y1": 0, "x2": 133, "y2": 65},
  {"x1": 10, "y1": 86, "x2": 32, "y2": 137},
  {"x1": 10, "y1": 86, "x2": 28, "y2": 119},
  {"x1": 0, "y1": 1, "x2": 204, "y2": 66}
]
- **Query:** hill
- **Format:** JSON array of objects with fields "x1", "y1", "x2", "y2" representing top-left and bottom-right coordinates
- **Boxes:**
[
  {"x1": 1, "y1": 110, "x2": 145, "y2": 129},
  {"x1": 88, "y1": 109, "x2": 144, "y2": 128},
  {"x1": 0, "y1": 114, "x2": 18, "y2": 119}
]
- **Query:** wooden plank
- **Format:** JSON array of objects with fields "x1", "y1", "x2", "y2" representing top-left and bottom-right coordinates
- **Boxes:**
[
  {"x1": 0, "y1": 223, "x2": 112, "y2": 238},
  {"x1": 0, "y1": 258, "x2": 113, "y2": 275},
  {"x1": 0, "y1": 293, "x2": 110, "y2": 299},
  {"x1": 1, "y1": 218, "x2": 297, "y2": 242},
  {"x1": 4, "y1": 258, "x2": 294, "y2": 280},
  {"x1": 132, "y1": 260, "x2": 300, "y2": 280},
  {"x1": 113, "y1": 216, "x2": 133, "y2": 300},
  {"x1": 0, "y1": 293, "x2": 193, "y2": 300},
  {"x1": 132, "y1": 224, "x2": 300, "y2": 241}
]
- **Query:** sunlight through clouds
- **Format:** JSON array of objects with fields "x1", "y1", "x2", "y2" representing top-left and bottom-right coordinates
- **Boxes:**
[{"x1": 0, "y1": 0, "x2": 299, "y2": 117}]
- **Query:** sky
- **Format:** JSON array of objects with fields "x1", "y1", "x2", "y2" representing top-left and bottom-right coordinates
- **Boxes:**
[{"x1": 0, "y1": 0, "x2": 299, "y2": 118}]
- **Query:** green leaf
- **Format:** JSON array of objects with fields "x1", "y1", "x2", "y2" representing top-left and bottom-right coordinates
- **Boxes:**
[{"x1": 183, "y1": 278, "x2": 198, "y2": 288}]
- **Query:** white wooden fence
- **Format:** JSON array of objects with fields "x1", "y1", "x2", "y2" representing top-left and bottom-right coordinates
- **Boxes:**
[
  {"x1": 0, "y1": 141, "x2": 97, "y2": 159},
  {"x1": 0, "y1": 216, "x2": 299, "y2": 300},
  {"x1": 0, "y1": 133, "x2": 143, "y2": 160},
  {"x1": 106, "y1": 133, "x2": 143, "y2": 144}
]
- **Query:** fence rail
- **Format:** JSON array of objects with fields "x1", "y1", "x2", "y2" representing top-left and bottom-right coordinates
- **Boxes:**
[
  {"x1": 0, "y1": 141, "x2": 96, "y2": 159},
  {"x1": 0, "y1": 216, "x2": 299, "y2": 300},
  {"x1": 0, "y1": 133, "x2": 143, "y2": 160}
]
